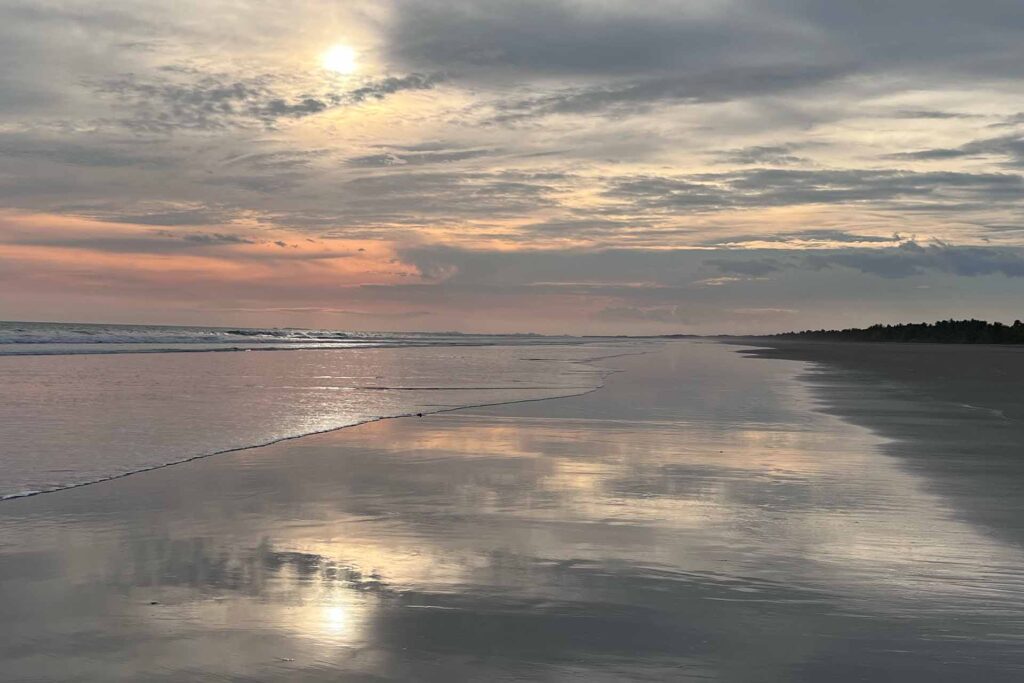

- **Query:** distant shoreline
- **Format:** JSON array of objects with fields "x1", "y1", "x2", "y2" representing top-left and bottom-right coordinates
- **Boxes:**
[{"x1": 753, "y1": 319, "x2": 1024, "y2": 345}]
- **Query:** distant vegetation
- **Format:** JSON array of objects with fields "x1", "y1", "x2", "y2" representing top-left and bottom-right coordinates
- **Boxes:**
[{"x1": 775, "y1": 319, "x2": 1024, "y2": 344}]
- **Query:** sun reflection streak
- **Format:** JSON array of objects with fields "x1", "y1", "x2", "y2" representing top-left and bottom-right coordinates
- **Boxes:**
[{"x1": 322, "y1": 604, "x2": 349, "y2": 636}]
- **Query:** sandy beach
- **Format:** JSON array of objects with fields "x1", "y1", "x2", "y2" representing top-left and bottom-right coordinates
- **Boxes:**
[
  {"x1": 3, "y1": 341, "x2": 1024, "y2": 681},
  {"x1": 739, "y1": 339, "x2": 1024, "y2": 548}
]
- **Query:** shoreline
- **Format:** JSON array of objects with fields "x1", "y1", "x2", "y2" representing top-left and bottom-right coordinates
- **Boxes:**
[
  {"x1": 4, "y1": 341, "x2": 1024, "y2": 680},
  {"x1": 0, "y1": 346, "x2": 647, "y2": 503},
  {"x1": 731, "y1": 338, "x2": 1024, "y2": 548}
]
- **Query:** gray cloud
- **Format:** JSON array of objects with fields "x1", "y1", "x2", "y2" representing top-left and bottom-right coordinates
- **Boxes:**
[
  {"x1": 891, "y1": 109, "x2": 981, "y2": 120},
  {"x1": 716, "y1": 144, "x2": 811, "y2": 166},
  {"x1": 604, "y1": 169, "x2": 1024, "y2": 213},
  {"x1": 708, "y1": 230, "x2": 905, "y2": 247},
  {"x1": 382, "y1": 242, "x2": 1024, "y2": 333},
  {"x1": 7, "y1": 230, "x2": 255, "y2": 254},
  {"x1": 170, "y1": 231, "x2": 256, "y2": 245},
  {"x1": 347, "y1": 73, "x2": 445, "y2": 102},
  {"x1": 6, "y1": 227, "x2": 365, "y2": 260},
  {"x1": 400, "y1": 243, "x2": 1024, "y2": 293},
  {"x1": 212, "y1": 306, "x2": 433, "y2": 319},
  {"x1": 95, "y1": 71, "x2": 444, "y2": 132},
  {"x1": 220, "y1": 150, "x2": 324, "y2": 171},
  {"x1": 891, "y1": 134, "x2": 1024, "y2": 167},
  {"x1": 386, "y1": 1, "x2": 795, "y2": 78},
  {"x1": 702, "y1": 242, "x2": 1024, "y2": 280},
  {"x1": 704, "y1": 258, "x2": 782, "y2": 277},
  {"x1": 346, "y1": 147, "x2": 494, "y2": 168},
  {"x1": 0, "y1": 135, "x2": 168, "y2": 168},
  {"x1": 807, "y1": 241, "x2": 1024, "y2": 279},
  {"x1": 334, "y1": 171, "x2": 567, "y2": 222},
  {"x1": 489, "y1": 65, "x2": 849, "y2": 121},
  {"x1": 387, "y1": 0, "x2": 1024, "y2": 84},
  {"x1": 101, "y1": 208, "x2": 232, "y2": 226},
  {"x1": 781, "y1": 0, "x2": 1024, "y2": 78},
  {"x1": 518, "y1": 219, "x2": 646, "y2": 240}
]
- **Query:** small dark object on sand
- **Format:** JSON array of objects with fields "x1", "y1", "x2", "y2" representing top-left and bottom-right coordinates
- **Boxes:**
[{"x1": 417, "y1": 413, "x2": 423, "y2": 417}]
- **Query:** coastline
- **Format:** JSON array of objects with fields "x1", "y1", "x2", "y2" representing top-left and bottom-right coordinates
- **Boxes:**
[
  {"x1": 0, "y1": 342, "x2": 641, "y2": 501},
  {"x1": 732, "y1": 338, "x2": 1024, "y2": 548},
  {"x1": 730, "y1": 338, "x2": 1024, "y2": 421}
]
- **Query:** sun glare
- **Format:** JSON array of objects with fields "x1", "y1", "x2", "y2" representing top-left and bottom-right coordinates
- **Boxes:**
[{"x1": 322, "y1": 44, "x2": 357, "y2": 74}]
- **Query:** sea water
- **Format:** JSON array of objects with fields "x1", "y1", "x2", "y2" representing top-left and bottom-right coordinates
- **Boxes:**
[{"x1": 0, "y1": 322, "x2": 642, "y2": 499}]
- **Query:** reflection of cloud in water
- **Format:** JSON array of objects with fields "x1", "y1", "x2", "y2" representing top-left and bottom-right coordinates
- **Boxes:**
[{"x1": 4, "y1": 342, "x2": 1024, "y2": 679}]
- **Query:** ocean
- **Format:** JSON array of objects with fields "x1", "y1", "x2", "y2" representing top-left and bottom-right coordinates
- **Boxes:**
[
  {"x1": 0, "y1": 320, "x2": 587, "y2": 355},
  {"x1": 0, "y1": 321, "x2": 643, "y2": 499}
]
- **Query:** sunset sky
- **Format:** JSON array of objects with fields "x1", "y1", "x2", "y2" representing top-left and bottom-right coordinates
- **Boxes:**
[{"x1": 2, "y1": 1, "x2": 1024, "y2": 334}]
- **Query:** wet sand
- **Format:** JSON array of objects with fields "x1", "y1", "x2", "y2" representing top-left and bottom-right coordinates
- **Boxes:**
[
  {"x1": 3, "y1": 341, "x2": 1024, "y2": 681},
  {"x1": 737, "y1": 339, "x2": 1024, "y2": 548}
]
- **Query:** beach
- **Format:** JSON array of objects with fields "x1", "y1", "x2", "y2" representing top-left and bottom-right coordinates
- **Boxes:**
[
  {"x1": 2, "y1": 340, "x2": 1024, "y2": 681},
  {"x1": 739, "y1": 339, "x2": 1024, "y2": 548}
]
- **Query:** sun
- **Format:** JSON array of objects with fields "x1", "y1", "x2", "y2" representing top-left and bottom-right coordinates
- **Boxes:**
[{"x1": 322, "y1": 44, "x2": 357, "y2": 75}]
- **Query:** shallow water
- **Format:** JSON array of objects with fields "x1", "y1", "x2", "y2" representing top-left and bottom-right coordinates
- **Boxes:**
[
  {"x1": 0, "y1": 343, "x2": 626, "y2": 498},
  {"x1": 1, "y1": 341, "x2": 1023, "y2": 681}
]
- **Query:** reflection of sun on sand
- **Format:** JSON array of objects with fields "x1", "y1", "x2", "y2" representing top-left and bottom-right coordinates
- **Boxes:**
[{"x1": 321, "y1": 604, "x2": 349, "y2": 636}]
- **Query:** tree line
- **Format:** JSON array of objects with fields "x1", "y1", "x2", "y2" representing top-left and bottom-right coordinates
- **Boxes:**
[{"x1": 775, "y1": 319, "x2": 1024, "y2": 344}]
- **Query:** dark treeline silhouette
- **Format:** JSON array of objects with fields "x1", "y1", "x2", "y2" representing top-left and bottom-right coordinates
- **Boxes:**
[{"x1": 775, "y1": 319, "x2": 1024, "y2": 344}]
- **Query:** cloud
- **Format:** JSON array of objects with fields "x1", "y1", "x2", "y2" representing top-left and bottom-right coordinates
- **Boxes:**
[
  {"x1": 211, "y1": 306, "x2": 433, "y2": 319},
  {"x1": 0, "y1": 135, "x2": 168, "y2": 168},
  {"x1": 220, "y1": 150, "x2": 324, "y2": 171},
  {"x1": 397, "y1": 244, "x2": 716, "y2": 287},
  {"x1": 715, "y1": 144, "x2": 811, "y2": 166},
  {"x1": 94, "y1": 70, "x2": 445, "y2": 132},
  {"x1": 332, "y1": 171, "x2": 566, "y2": 222},
  {"x1": 6, "y1": 230, "x2": 256, "y2": 254},
  {"x1": 397, "y1": 243, "x2": 1024, "y2": 300},
  {"x1": 168, "y1": 231, "x2": 255, "y2": 245},
  {"x1": 699, "y1": 241, "x2": 1024, "y2": 279},
  {"x1": 890, "y1": 109, "x2": 981, "y2": 120},
  {"x1": 806, "y1": 241, "x2": 1024, "y2": 279},
  {"x1": 4, "y1": 0, "x2": 1024, "y2": 332},
  {"x1": 703, "y1": 258, "x2": 781, "y2": 277},
  {"x1": 346, "y1": 147, "x2": 493, "y2": 168},
  {"x1": 890, "y1": 134, "x2": 1024, "y2": 167},
  {"x1": 386, "y1": 0, "x2": 798, "y2": 78},
  {"x1": 604, "y1": 169, "x2": 1024, "y2": 212},
  {"x1": 387, "y1": 0, "x2": 1024, "y2": 87},
  {"x1": 707, "y1": 230, "x2": 906, "y2": 248},
  {"x1": 347, "y1": 73, "x2": 445, "y2": 102},
  {"x1": 518, "y1": 219, "x2": 645, "y2": 240},
  {"x1": 101, "y1": 208, "x2": 232, "y2": 226},
  {"x1": 779, "y1": 0, "x2": 1024, "y2": 79},
  {"x1": 488, "y1": 65, "x2": 849, "y2": 121}
]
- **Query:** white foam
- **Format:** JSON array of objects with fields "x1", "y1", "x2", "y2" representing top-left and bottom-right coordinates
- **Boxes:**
[{"x1": 0, "y1": 322, "x2": 580, "y2": 356}]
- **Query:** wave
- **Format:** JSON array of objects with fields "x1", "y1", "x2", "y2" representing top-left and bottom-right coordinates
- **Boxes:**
[{"x1": 0, "y1": 321, "x2": 579, "y2": 356}]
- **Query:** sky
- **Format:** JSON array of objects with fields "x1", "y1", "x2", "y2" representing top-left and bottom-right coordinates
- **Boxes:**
[{"x1": 1, "y1": 0, "x2": 1024, "y2": 334}]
